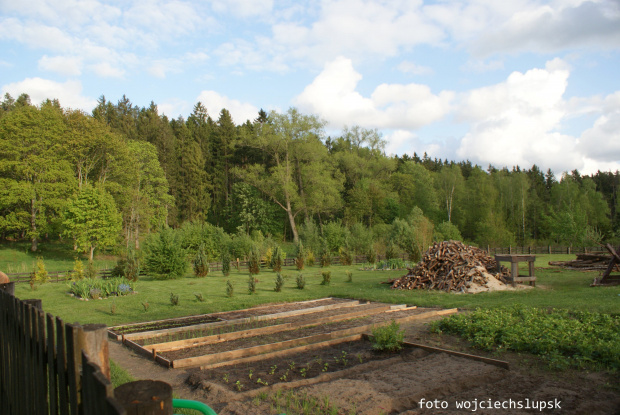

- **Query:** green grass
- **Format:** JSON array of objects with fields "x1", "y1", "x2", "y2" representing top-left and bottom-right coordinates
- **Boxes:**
[
  {"x1": 9, "y1": 253, "x2": 619, "y2": 326},
  {"x1": 110, "y1": 359, "x2": 136, "y2": 388},
  {"x1": 0, "y1": 242, "x2": 116, "y2": 274}
]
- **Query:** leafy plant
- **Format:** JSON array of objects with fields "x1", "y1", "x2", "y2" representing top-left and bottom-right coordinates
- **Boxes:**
[
  {"x1": 34, "y1": 257, "x2": 49, "y2": 285},
  {"x1": 169, "y1": 292, "x2": 179, "y2": 306},
  {"x1": 371, "y1": 320, "x2": 405, "y2": 352},
  {"x1": 142, "y1": 300, "x2": 150, "y2": 312},
  {"x1": 226, "y1": 280, "x2": 234, "y2": 297},
  {"x1": 194, "y1": 293, "x2": 205, "y2": 302},
  {"x1": 249, "y1": 246, "x2": 261, "y2": 275},
  {"x1": 85, "y1": 258, "x2": 97, "y2": 279},
  {"x1": 269, "y1": 365, "x2": 277, "y2": 375},
  {"x1": 306, "y1": 250, "x2": 315, "y2": 267},
  {"x1": 272, "y1": 245, "x2": 283, "y2": 272},
  {"x1": 339, "y1": 247, "x2": 352, "y2": 266},
  {"x1": 296, "y1": 273, "x2": 305, "y2": 289},
  {"x1": 320, "y1": 271, "x2": 331, "y2": 286},
  {"x1": 68, "y1": 277, "x2": 135, "y2": 299},
  {"x1": 221, "y1": 247, "x2": 231, "y2": 276},
  {"x1": 274, "y1": 273, "x2": 284, "y2": 292},
  {"x1": 345, "y1": 270, "x2": 352, "y2": 282}
]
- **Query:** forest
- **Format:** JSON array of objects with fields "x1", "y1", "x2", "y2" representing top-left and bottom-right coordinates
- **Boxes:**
[{"x1": 0, "y1": 93, "x2": 617, "y2": 261}]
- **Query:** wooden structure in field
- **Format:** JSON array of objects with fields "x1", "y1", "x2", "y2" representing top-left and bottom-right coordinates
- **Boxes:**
[
  {"x1": 494, "y1": 254, "x2": 536, "y2": 287},
  {"x1": 592, "y1": 244, "x2": 620, "y2": 286}
]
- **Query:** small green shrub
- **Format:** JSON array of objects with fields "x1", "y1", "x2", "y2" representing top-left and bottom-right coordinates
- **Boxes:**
[
  {"x1": 221, "y1": 247, "x2": 231, "y2": 276},
  {"x1": 274, "y1": 273, "x2": 284, "y2": 292},
  {"x1": 71, "y1": 258, "x2": 85, "y2": 280},
  {"x1": 339, "y1": 247, "x2": 352, "y2": 266},
  {"x1": 306, "y1": 250, "x2": 315, "y2": 267},
  {"x1": 366, "y1": 249, "x2": 377, "y2": 264},
  {"x1": 226, "y1": 280, "x2": 234, "y2": 297},
  {"x1": 68, "y1": 277, "x2": 135, "y2": 299},
  {"x1": 249, "y1": 247, "x2": 260, "y2": 275},
  {"x1": 371, "y1": 321, "x2": 405, "y2": 352},
  {"x1": 85, "y1": 258, "x2": 97, "y2": 279},
  {"x1": 194, "y1": 293, "x2": 205, "y2": 302},
  {"x1": 320, "y1": 271, "x2": 331, "y2": 286},
  {"x1": 272, "y1": 246, "x2": 283, "y2": 272},
  {"x1": 295, "y1": 241, "x2": 305, "y2": 270},
  {"x1": 296, "y1": 273, "x2": 305, "y2": 290},
  {"x1": 169, "y1": 292, "x2": 179, "y2": 306},
  {"x1": 248, "y1": 274, "x2": 256, "y2": 294},
  {"x1": 345, "y1": 270, "x2": 352, "y2": 282},
  {"x1": 320, "y1": 243, "x2": 331, "y2": 267},
  {"x1": 193, "y1": 244, "x2": 209, "y2": 277},
  {"x1": 143, "y1": 227, "x2": 187, "y2": 280},
  {"x1": 34, "y1": 257, "x2": 49, "y2": 285},
  {"x1": 142, "y1": 300, "x2": 150, "y2": 312}
]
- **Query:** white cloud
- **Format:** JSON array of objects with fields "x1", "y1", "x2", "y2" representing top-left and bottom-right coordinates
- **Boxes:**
[
  {"x1": 1, "y1": 78, "x2": 97, "y2": 111},
  {"x1": 211, "y1": 0, "x2": 274, "y2": 18},
  {"x1": 89, "y1": 61, "x2": 125, "y2": 78},
  {"x1": 577, "y1": 91, "x2": 620, "y2": 163},
  {"x1": 294, "y1": 57, "x2": 453, "y2": 130},
  {"x1": 455, "y1": 59, "x2": 584, "y2": 172},
  {"x1": 195, "y1": 90, "x2": 259, "y2": 124},
  {"x1": 38, "y1": 55, "x2": 82, "y2": 76},
  {"x1": 397, "y1": 61, "x2": 434, "y2": 75}
]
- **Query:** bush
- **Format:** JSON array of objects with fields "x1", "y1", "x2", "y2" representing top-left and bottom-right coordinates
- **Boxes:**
[
  {"x1": 71, "y1": 258, "x2": 85, "y2": 281},
  {"x1": 143, "y1": 227, "x2": 188, "y2": 279},
  {"x1": 249, "y1": 246, "x2": 261, "y2": 275},
  {"x1": 68, "y1": 277, "x2": 135, "y2": 299},
  {"x1": 221, "y1": 247, "x2": 231, "y2": 276},
  {"x1": 319, "y1": 242, "x2": 331, "y2": 267},
  {"x1": 345, "y1": 270, "x2": 352, "y2": 282},
  {"x1": 306, "y1": 250, "x2": 315, "y2": 267},
  {"x1": 320, "y1": 271, "x2": 331, "y2": 286},
  {"x1": 226, "y1": 280, "x2": 234, "y2": 297},
  {"x1": 274, "y1": 273, "x2": 284, "y2": 292},
  {"x1": 272, "y1": 246, "x2": 283, "y2": 272},
  {"x1": 371, "y1": 321, "x2": 404, "y2": 352},
  {"x1": 338, "y1": 247, "x2": 352, "y2": 266},
  {"x1": 365, "y1": 249, "x2": 376, "y2": 264},
  {"x1": 85, "y1": 258, "x2": 97, "y2": 279},
  {"x1": 170, "y1": 292, "x2": 179, "y2": 306},
  {"x1": 295, "y1": 241, "x2": 305, "y2": 270},
  {"x1": 34, "y1": 257, "x2": 48, "y2": 285},
  {"x1": 248, "y1": 274, "x2": 256, "y2": 294},
  {"x1": 193, "y1": 244, "x2": 209, "y2": 277},
  {"x1": 296, "y1": 273, "x2": 305, "y2": 289}
]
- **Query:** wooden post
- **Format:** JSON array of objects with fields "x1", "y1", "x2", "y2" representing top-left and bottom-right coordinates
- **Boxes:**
[
  {"x1": 76, "y1": 324, "x2": 110, "y2": 380},
  {"x1": 548, "y1": 245, "x2": 551, "y2": 254},
  {"x1": 0, "y1": 281, "x2": 15, "y2": 295},
  {"x1": 23, "y1": 299, "x2": 43, "y2": 309},
  {"x1": 115, "y1": 380, "x2": 173, "y2": 415}
]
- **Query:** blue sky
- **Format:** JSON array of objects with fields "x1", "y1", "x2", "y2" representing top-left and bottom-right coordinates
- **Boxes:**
[{"x1": 1, "y1": 0, "x2": 619, "y2": 174}]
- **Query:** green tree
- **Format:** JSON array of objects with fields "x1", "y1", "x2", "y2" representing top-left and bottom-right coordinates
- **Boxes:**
[
  {"x1": 143, "y1": 227, "x2": 188, "y2": 279},
  {"x1": 0, "y1": 103, "x2": 75, "y2": 250},
  {"x1": 63, "y1": 184, "x2": 122, "y2": 260}
]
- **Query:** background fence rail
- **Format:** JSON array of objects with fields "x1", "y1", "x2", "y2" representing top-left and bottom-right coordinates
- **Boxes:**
[{"x1": 0, "y1": 285, "x2": 125, "y2": 415}]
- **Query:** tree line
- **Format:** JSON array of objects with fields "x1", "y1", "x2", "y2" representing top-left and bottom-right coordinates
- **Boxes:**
[{"x1": 0, "y1": 93, "x2": 617, "y2": 260}]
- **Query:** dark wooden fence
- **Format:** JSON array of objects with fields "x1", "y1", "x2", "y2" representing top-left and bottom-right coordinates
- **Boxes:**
[{"x1": 0, "y1": 284, "x2": 126, "y2": 415}]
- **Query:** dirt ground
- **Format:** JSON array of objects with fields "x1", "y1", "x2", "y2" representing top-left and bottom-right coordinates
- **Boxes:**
[{"x1": 109, "y1": 314, "x2": 620, "y2": 415}]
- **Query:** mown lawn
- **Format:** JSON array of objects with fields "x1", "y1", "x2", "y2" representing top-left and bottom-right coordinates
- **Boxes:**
[{"x1": 9, "y1": 252, "x2": 620, "y2": 326}]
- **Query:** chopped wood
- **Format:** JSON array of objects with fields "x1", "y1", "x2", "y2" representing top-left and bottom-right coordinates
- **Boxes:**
[
  {"x1": 549, "y1": 253, "x2": 620, "y2": 271},
  {"x1": 391, "y1": 241, "x2": 511, "y2": 293}
]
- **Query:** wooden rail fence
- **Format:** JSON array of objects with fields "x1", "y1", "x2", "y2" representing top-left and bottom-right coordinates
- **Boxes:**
[{"x1": 0, "y1": 283, "x2": 126, "y2": 415}]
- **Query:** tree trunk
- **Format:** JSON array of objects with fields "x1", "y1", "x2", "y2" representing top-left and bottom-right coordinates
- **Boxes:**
[
  {"x1": 285, "y1": 198, "x2": 299, "y2": 242},
  {"x1": 90, "y1": 245, "x2": 95, "y2": 261},
  {"x1": 30, "y1": 198, "x2": 38, "y2": 252}
]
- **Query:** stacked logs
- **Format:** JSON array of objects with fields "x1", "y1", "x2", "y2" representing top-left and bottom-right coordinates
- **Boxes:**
[
  {"x1": 549, "y1": 253, "x2": 620, "y2": 271},
  {"x1": 391, "y1": 240, "x2": 510, "y2": 292}
]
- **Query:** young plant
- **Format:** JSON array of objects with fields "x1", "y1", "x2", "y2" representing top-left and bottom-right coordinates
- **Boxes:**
[
  {"x1": 322, "y1": 363, "x2": 329, "y2": 372},
  {"x1": 345, "y1": 270, "x2": 353, "y2": 282},
  {"x1": 110, "y1": 301, "x2": 117, "y2": 315},
  {"x1": 272, "y1": 245, "x2": 283, "y2": 272},
  {"x1": 274, "y1": 273, "x2": 284, "y2": 292},
  {"x1": 169, "y1": 292, "x2": 180, "y2": 306},
  {"x1": 296, "y1": 273, "x2": 305, "y2": 290},
  {"x1": 226, "y1": 280, "x2": 234, "y2": 297},
  {"x1": 34, "y1": 257, "x2": 49, "y2": 285},
  {"x1": 248, "y1": 369, "x2": 253, "y2": 379},
  {"x1": 142, "y1": 300, "x2": 150, "y2": 312},
  {"x1": 71, "y1": 258, "x2": 85, "y2": 281},
  {"x1": 295, "y1": 240, "x2": 305, "y2": 270},
  {"x1": 235, "y1": 380, "x2": 243, "y2": 391},
  {"x1": 269, "y1": 365, "x2": 277, "y2": 375},
  {"x1": 371, "y1": 320, "x2": 405, "y2": 352},
  {"x1": 256, "y1": 378, "x2": 268, "y2": 386},
  {"x1": 247, "y1": 273, "x2": 256, "y2": 294},
  {"x1": 85, "y1": 258, "x2": 97, "y2": 279},
  {"x1": 223, "y1": 373, "x2": 229, "y2": 383},
  {"x1": 320, "y1": 271, "x2": 331, "y2": 286},
  {"x1": 194, "y1": 293, "x2": 205, "y2": 302},
  {"x1": 249, "y1": 247, "x2": 260, "y2": 275},
  {"x1": 193, "y1": 244, "x2": 209, "y2": 277},
  {"x1": 221, "y1": 247, "x2": 231, "y2": 276}
]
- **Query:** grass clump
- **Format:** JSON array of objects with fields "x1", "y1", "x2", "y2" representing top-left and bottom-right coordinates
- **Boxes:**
[
  {"x1": 431, "y1": 305, "x2": 620, "y2": 371},
  {"x1": 371, "y1": 320, "x2": 404, "y2": 352}
]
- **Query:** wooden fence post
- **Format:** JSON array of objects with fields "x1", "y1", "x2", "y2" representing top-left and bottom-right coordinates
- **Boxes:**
[
  {"x1": 76, "y1": 324, "x2": 111, "y2": 380},
  {"x1": 115, "y1": 380, "x2": 173, "y2": 415},
  {"x1": 0, "y1": 282, "x2": 15, "y2": 295}
]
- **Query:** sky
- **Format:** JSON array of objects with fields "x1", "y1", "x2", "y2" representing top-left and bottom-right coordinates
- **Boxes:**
[{"x1": 1, "y1": 0, "x2": 619, "y2": 175}]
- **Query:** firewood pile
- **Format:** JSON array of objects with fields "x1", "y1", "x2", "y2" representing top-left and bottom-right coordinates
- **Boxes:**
[
  {"x1": 390, "y1": 241, "x2": 511, "y2": 292},
  {"x1": 549, "y1": 253, "x2": 620, "y2": 271}
]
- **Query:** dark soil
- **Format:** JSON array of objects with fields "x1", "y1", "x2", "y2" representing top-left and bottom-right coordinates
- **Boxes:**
[
  {"x1": 110, "y1": 315, "x2": 222, "y2": 335},
  {"x1": 160, "y1": 308, "x2": 429, "y2": 361},
  {"x1": 186, "y1": 338, "x2": 425, "y2": 392}
]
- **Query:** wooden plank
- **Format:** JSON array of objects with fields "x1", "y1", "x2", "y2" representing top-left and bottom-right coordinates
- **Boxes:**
[
  {"x1": 47, "y1": 314, "x2": 59, "y2": 415},
  {"x1": 198, "y1": 334, "x2": 365, "y2": 370},
  {"x1": 35, "y1": 307, "x2": 48, "y2": 414},
  {"x1": 65, "y1": 323, "x2": 80, "y2": 415},
  {"x1": 122, "y1": 338, "x2": 154, "y2": 359},
  {"x1": 399, "y1": 339, "x2": 509, "y2": 370},
  {"x1": 171, "y1": 309, "x2": 456, "y2": 368},
  {"x1": 123, "y1": 299, "x2": 361, "y2": 342},
  {"x1": 56, "y1": 317, "x2": 69, "y2": 415},
  {"x1": 150, "y1": 304, "x2": 395, "y2": 353}
]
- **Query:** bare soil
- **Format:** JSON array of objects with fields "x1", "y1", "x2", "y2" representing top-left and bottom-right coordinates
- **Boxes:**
[{"x1": 109, "y1": 308, "x2": 620, "y2": 415}]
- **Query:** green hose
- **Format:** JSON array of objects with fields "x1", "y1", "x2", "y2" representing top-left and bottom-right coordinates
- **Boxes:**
[{"x1": 172, "y1": 398, "x2": 218, "y2": 415}]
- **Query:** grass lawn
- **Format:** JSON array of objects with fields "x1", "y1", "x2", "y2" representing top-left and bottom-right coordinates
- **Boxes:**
[{"x1": 9, "y1": 252, "x2": 619, "y2": 326}]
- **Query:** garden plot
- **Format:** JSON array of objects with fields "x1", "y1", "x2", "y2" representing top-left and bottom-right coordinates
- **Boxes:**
[
  {"x1": 108, "y1": 297, "x2": 351, "y2": 340},
  {"x1": 116, "y1": 299, "x2": 457, "y2": 370}
]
